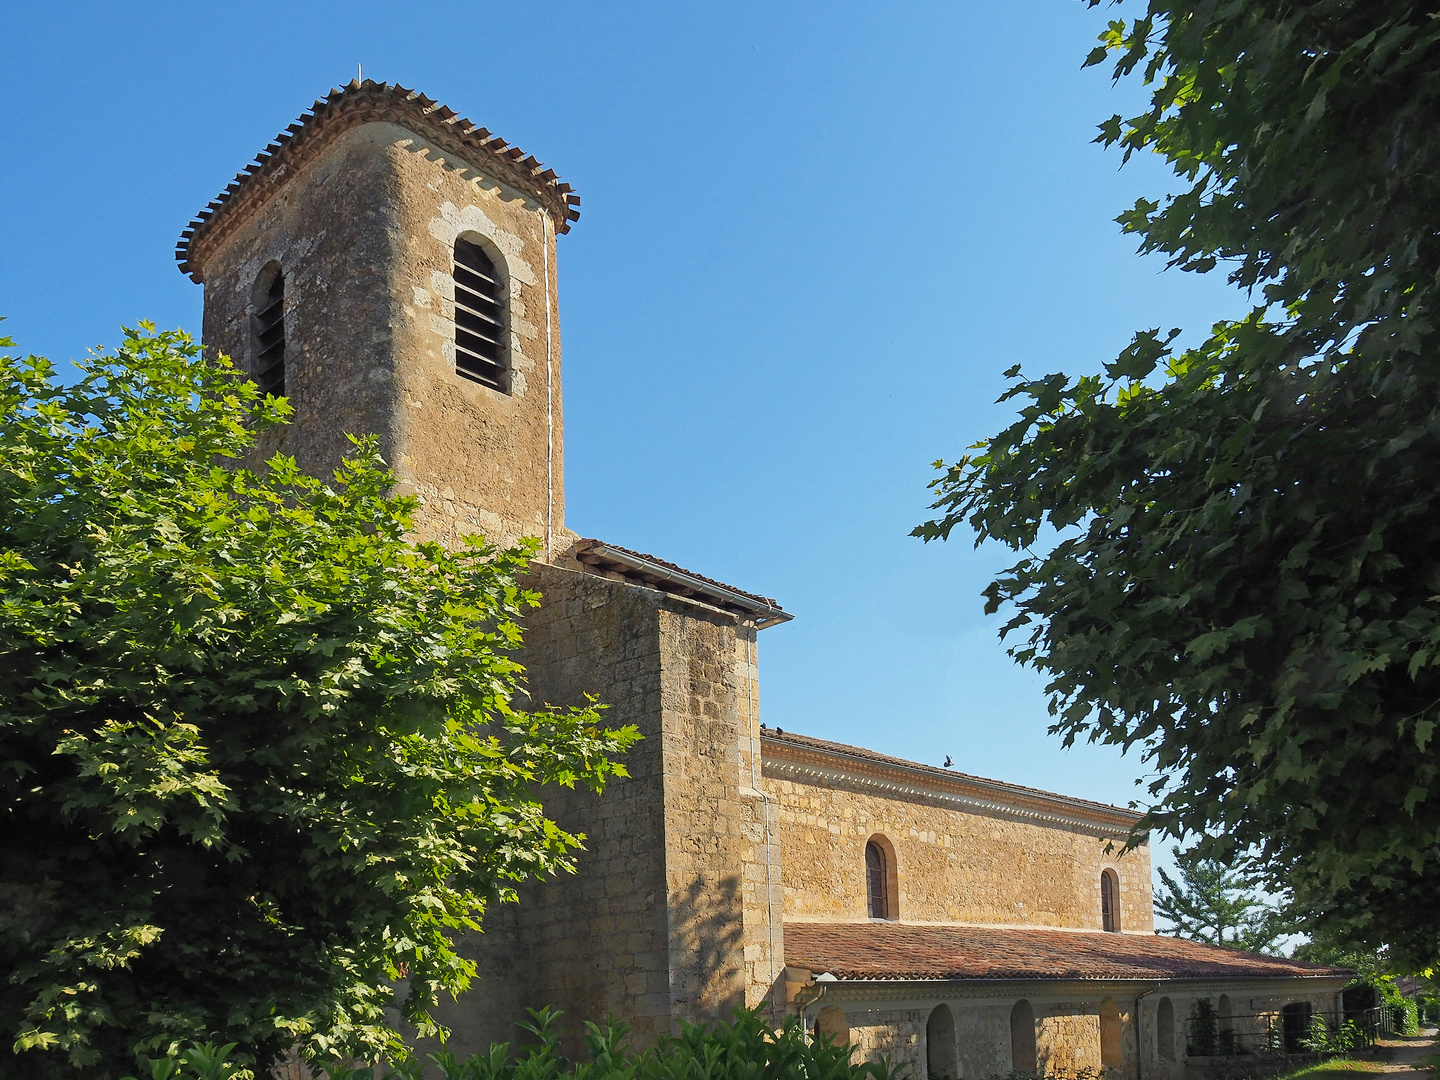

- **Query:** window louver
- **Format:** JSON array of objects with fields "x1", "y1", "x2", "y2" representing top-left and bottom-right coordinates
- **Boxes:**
[
  {"x1": 453, "y1": 239, "x2": 508, "y2": 391},
  {"x1": 253, "y1": 271, "x2": 285, "y2": 397}
]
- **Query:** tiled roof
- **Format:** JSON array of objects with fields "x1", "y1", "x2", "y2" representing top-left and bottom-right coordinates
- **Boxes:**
[
  {"x1": 784, "y1": 922, "x2": 1353, "y2": 982},
  {"x1": 761, "y1": 726, "x2": 1140, "y2": 824},
  {"x1": 573, "y1": 539, "x2": 790, "y2": 624},
  {"x1": 177, "y1": 80, "x2": 580, "y2": 282}
]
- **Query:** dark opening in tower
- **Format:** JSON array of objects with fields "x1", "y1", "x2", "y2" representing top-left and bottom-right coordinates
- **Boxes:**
[
  {"x1": 251, "y1": 263, "x2": 285, "y2": 397},
  {"x1": 453, "y1": 238, "x2": 509, "y2": 392}
]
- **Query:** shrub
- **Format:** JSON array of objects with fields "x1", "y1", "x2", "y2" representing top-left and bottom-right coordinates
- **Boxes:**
[
  {"x1": 1187, "y1": 999, "x2": 1219, "y2": 1056},
  {"x1": 1297, "y1": 1016, "x2": 1367, "y2": 1055},
  {"x1": 123, "y1": 1008, "x2": 902, "y2": 1080},
  {"x1": 0, "y1": 327, "x2": 636, "y2": 1074}
]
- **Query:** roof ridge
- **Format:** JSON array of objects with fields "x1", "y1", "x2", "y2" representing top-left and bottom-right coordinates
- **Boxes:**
[{"x1": 177, "y1": 80, "x2": 580, "y2": 282}]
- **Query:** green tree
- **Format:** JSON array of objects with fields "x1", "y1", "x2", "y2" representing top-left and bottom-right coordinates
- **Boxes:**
[
  {"x1": 0, "y1": 326, "x2": 639, "y2": 1077},
  {"x1": 1153, "y1": 847, "x2": 1290, "y2": 953},
  {"x1": 916, "y1": 2, "x2": 1440, "y2": 970}
]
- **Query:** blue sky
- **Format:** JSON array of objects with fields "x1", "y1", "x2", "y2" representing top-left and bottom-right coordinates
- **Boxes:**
[{"x1": 1, "y1": 2, "x2": 1251, "y2": 876}]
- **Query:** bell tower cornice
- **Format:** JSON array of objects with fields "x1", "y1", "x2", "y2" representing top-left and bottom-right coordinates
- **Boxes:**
[{"x1": 176, "y1": 80, "x2": 581, "y2": 284}]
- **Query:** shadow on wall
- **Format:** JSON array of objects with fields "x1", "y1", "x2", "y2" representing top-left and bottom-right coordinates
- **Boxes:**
[
  {"x1": 670, "y1": 872, "x2": 746, "y2": 1018},
  {"x1": 927, "y1": 1004, "x2": 958, "y2": 1080},
  {"x1": 1012, "y1": 1000, "x2": 1037, "y2": 1073},
  {"x1": 1101, "y1": 997, "x2": 1124, "y2": 1070}
]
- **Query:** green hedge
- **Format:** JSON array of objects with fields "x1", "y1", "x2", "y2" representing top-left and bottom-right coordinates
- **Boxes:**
[{"x1": 123, "y1": 1008, "x2": 902, "y2": 1080}]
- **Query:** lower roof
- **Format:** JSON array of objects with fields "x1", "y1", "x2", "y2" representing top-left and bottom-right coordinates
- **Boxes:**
[{"x1": 784, "y1": 922, "x2": 1352, "y2": 982}]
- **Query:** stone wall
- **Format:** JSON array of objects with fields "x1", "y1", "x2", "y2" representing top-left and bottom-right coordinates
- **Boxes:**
[
  {"x1": 763, "y1": 762, "x2": 1153, "y2": 933},
  {"x1": 430, "y1": 564, "x2": 781, "y2": 1055},
  {"x1": 847, "y1": 1006, "x2": 927, "y2": 1066},
  {"x1": 194, "y1": 120, "x2": 565, "y2": 555},
  {"x1": 657, "y1": 607, "x2": 784, "y2": 1024},
  {"x1": 1038, "y1": 1004, "x2": 1107, "y2": 1074},
  {"x1": 516, "y1": 566, "x2": 674, "y2": 1051},
  {"x1": 803, "y1": 981, "x2": 1346, "y2": 1080}
]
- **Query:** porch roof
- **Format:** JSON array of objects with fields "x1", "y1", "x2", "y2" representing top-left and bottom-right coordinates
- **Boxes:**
[{"x1": 784, "y1": 922, "x2": 1353, "y2": 983}]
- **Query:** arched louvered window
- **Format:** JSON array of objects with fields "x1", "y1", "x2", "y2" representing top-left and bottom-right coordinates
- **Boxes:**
[
  {"x1": 453, "y1": 237, "x2": 508, "y2": 392},
  {"x1": 1101, "y1": 868, "x2": 1121, "y2": 932},
  {"x1": 866, "y1": 840, "x2": 888, "y2": 920},
  {"x1": 251, "y1": 263, "x2": 285, "y2": 397}
]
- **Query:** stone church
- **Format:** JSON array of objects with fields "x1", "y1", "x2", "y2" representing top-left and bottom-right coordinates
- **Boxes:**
[{"x1": 177, "y1": 82, "x2": 1350, "y2": 1079}]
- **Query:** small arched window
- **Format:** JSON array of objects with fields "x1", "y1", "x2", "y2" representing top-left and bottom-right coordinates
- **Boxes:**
[
  {"x1": 453, "y1": 237, "x2": 508, "y2": 392},
  {"x1": 1010, "y1": 1000, "x2": 1036, "y2": 1074},
  {"x1": 866, "y1": 839, "x2": 890, "y2": 919},
  {"x1": 926, "y1": 1004, "x2": 958, "y2": 1080},
  {"x1": 1101, "y1": 868, "x2": 1121, "y2": 932},
  {"x1": 1156, "y1": 997, "x2": 1175, "y2": 1061},
  {"x1": 251, "y1": 263, "x2": 285, "y2": 397}
]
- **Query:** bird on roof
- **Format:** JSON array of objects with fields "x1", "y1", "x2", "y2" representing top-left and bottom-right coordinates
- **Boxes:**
[{"x1": 944, "y1": 755, "x2": 954, "y2": 768}]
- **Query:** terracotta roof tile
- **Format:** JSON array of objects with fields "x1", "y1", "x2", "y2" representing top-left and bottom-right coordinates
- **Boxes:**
[
  {"x1": 784, "y1": 922, "x2": 1353, "y2": 982},
  {"x1": 177, "y1": 80, "x2": 579, "y2": 282}
]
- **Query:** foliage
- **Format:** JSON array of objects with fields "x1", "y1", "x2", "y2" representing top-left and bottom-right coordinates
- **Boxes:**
[
  {"x1": 1291, "y1": 942, "x2": 1391, "y2": 981},
  {"x1": 0, "y1": 327, "x2": 639, "y2": 1076},
  {"x1": 122, "y1": 1007, "x2": 901, "y2": 1080},
  {"x1": 121, "y1": 1043, "x2": 253, "y2": 1080},
  {"x1": 915, "y1": 0, "x2": 1440, "y2": 970},
  {"x1": 1388, "y1": 997, "x2": 1419, "y2": 1037},
  {"x1": 1154, "y1": 844, "x2": 1292, "y2": 953},
  {"x1": 1186, "y1": 999, "x2": 1220, "y2": 1057},
  {"x1": 1291, "y1": 944, "x2": 1423, "y2": 1035},
  {"x1": 1297, "y1": 1017, "x2": 1366, "y2": 1056}
]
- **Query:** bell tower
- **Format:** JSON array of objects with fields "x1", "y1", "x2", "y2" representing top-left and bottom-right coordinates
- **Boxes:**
[{"x1": 177, "y1": 81, "x2": 582, "y2": 553}]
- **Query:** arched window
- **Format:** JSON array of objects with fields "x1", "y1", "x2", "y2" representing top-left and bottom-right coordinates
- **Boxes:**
[
  {"x1": 1100, "y1": 996, "x2": 1124, "y2": 1069},
  {"x1": 927, "y1": 1004, "x2": 958, "y2": 1080},
  {"x1": 1101, "y1": 868, "x2": 1121, "y2": 932},
  {"x1": 1156, "y1": 997, "x2": 1175, "y2": 1061},
  {"x1": 1010, "y1": 1000, "x2": 1036, "y2": 1074},
  {"x1": 815, "y1": 1005, "x2": 849, "y2": 1046},
  {"x1": 251, "y1": 262, "x2": 285, "y2": 397},
  {"x1": 453, "y1": 237, "x2": 508, "y2": 392},
  {"x1": 865, "y1": 837, "x2": 899, "y2": 920}
]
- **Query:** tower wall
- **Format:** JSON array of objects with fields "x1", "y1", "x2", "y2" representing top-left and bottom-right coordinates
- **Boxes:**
[
  {"x1": 195, "y1": 120, "x2": 565, "y2": 552},
  {"x1": 189, "y1": 96, "x2": 782, "y2": 1056}
]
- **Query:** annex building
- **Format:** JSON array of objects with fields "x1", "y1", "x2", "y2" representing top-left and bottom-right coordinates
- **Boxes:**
[{"x1": 176, "y1": 82, "x2": 1351, "y2": 1080}]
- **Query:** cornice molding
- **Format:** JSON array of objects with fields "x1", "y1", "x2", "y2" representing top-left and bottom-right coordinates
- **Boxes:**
[
  {"x1": 177, "y1": 81, "x2": 579, "y2": 283},
  {"x1": 801, "y1": 973, "x2": 1349, "y2": 1008},
  {"x1": 763, "y1": 748, "x2": 1141, "y2": 835}
]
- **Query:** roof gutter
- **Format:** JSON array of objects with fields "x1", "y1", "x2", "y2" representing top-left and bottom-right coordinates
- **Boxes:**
[{"x1": 579, "y1": 541, "x2": 794, "y2": 628}]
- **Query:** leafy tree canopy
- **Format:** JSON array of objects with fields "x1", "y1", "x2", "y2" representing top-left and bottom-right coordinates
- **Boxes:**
[
  {"x1": 0, "y1": 326, "x2": 639, "y2": 1076},
  {"x1": 1153, "y1": 846, "x2": 1291, "y2": 954},
  {"x1": 916, "y1": 1, "x2": 1440, "y2": 970}
]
